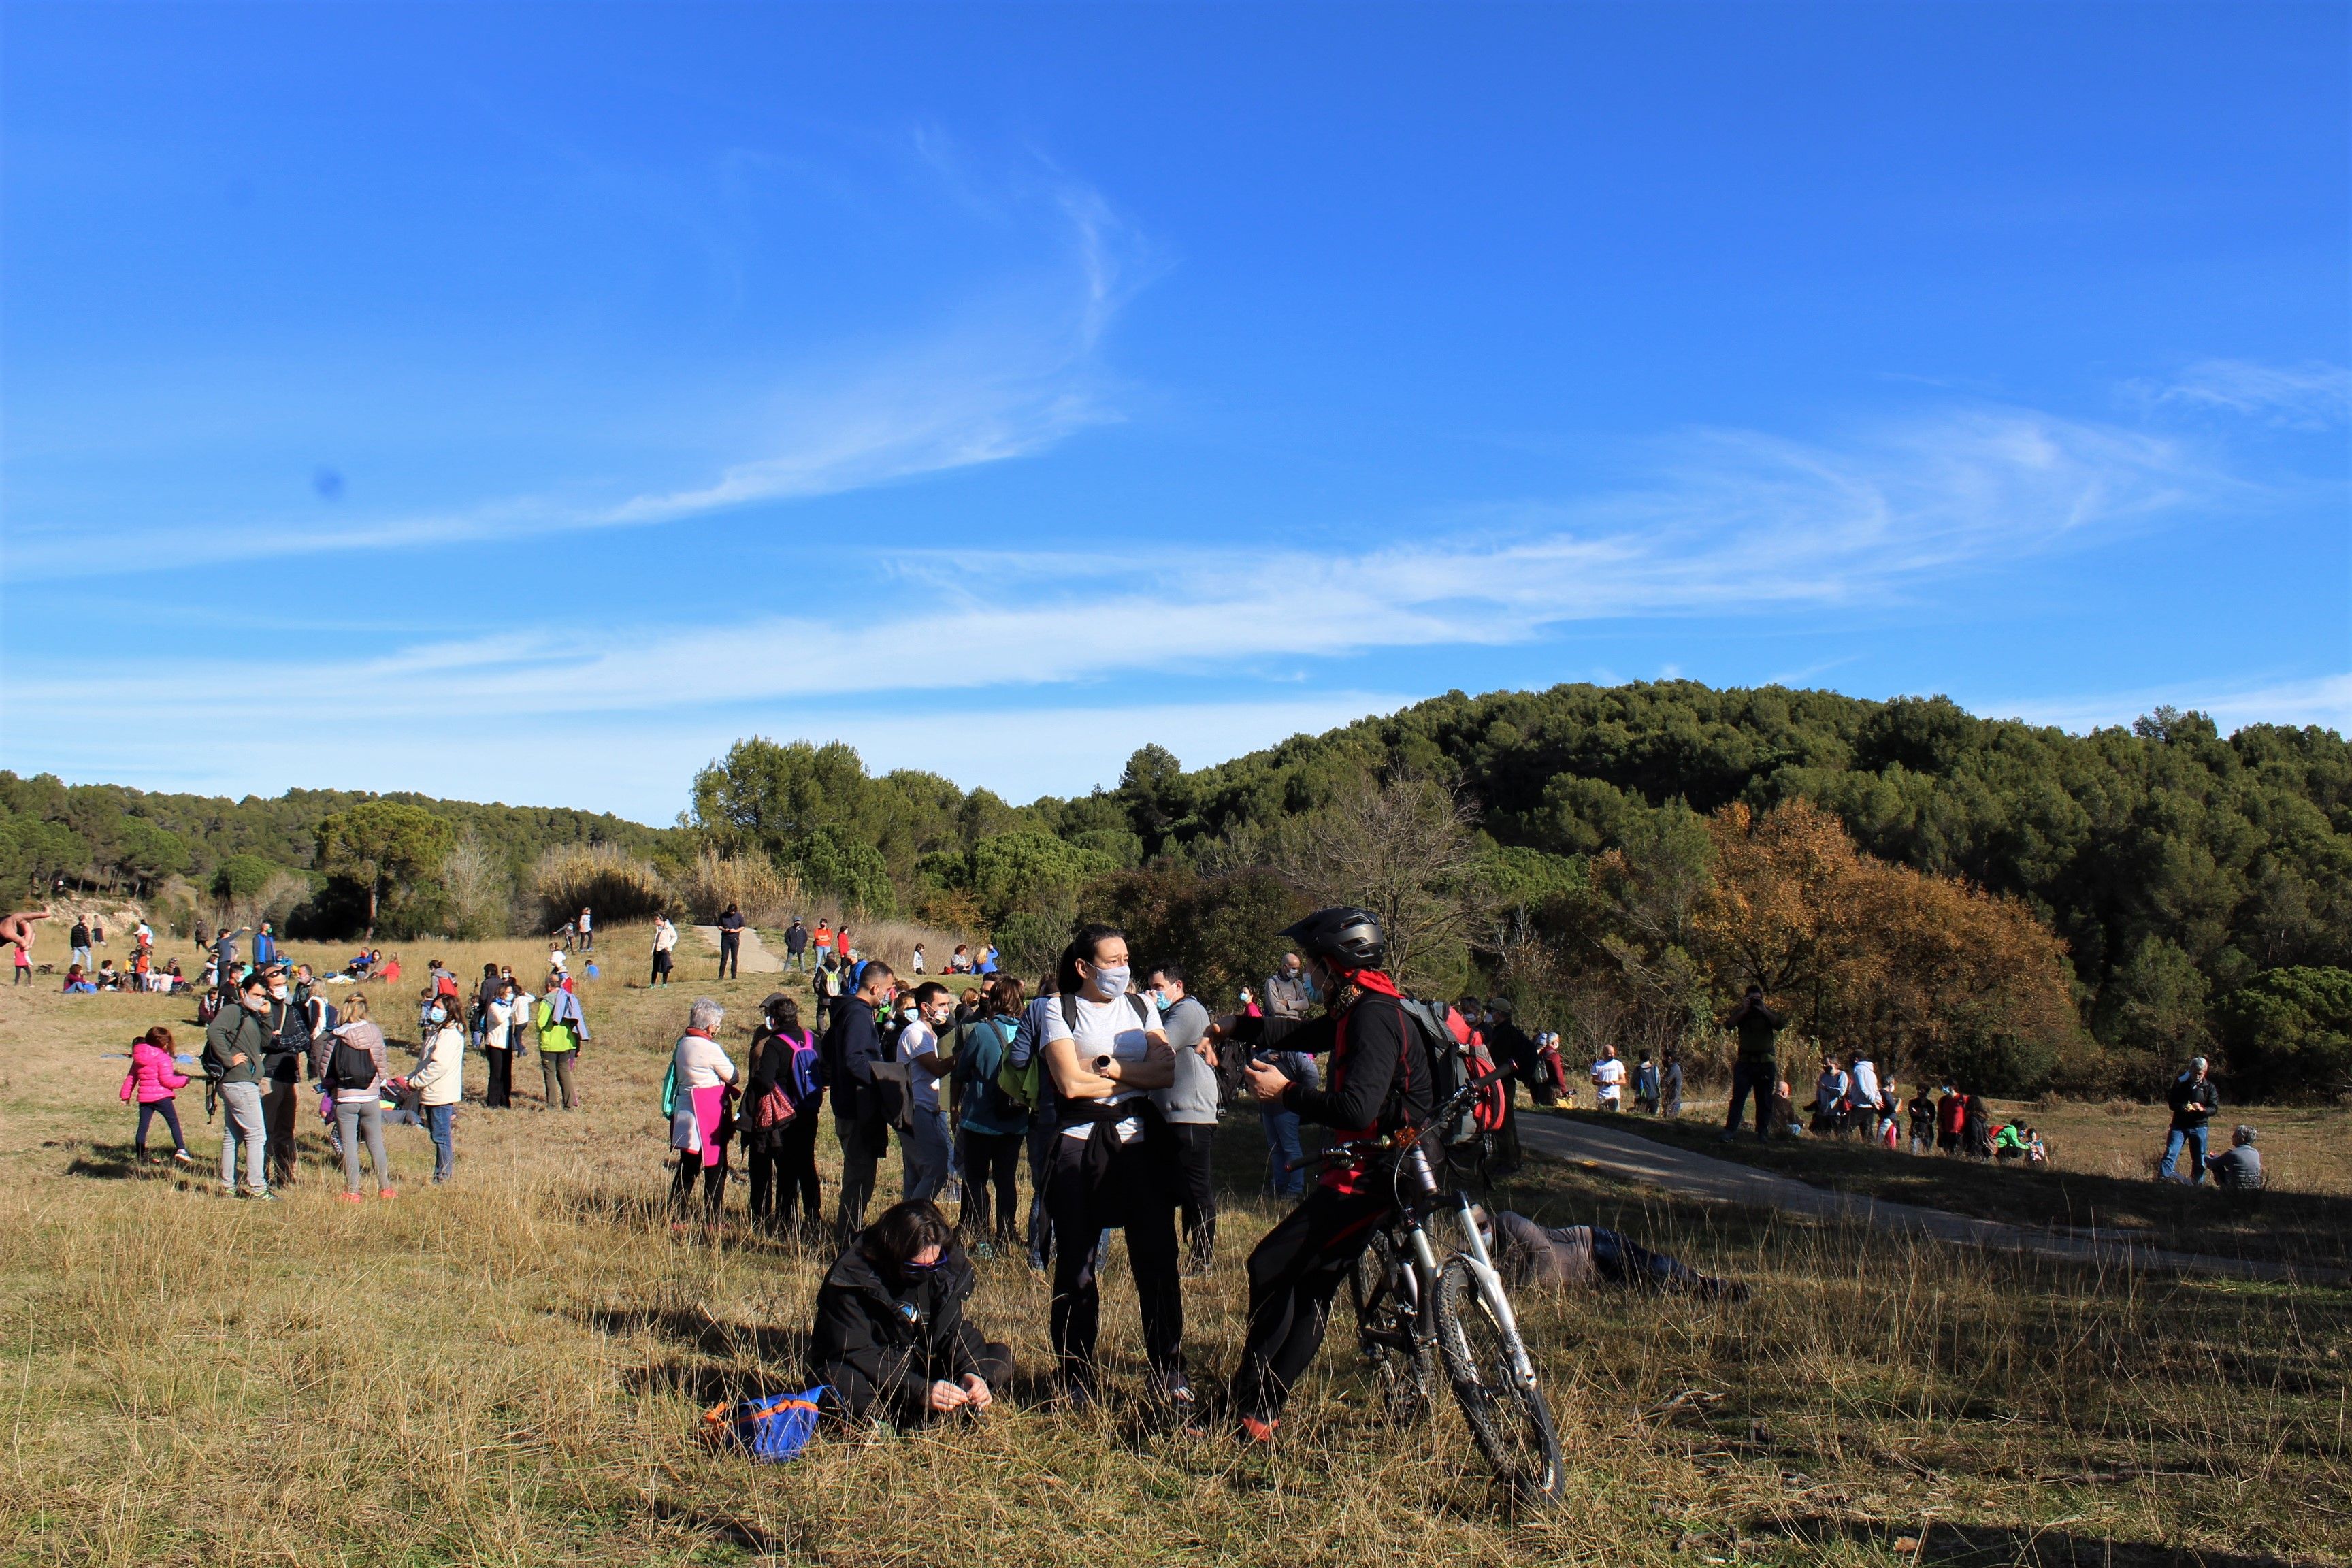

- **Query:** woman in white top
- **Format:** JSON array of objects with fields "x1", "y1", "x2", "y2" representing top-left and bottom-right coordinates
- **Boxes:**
[
  {"x1": 412, "y1": 998, "x2": 466, "y2": 1183},
  {"x1": 483, "y1": 980, "x2": 518, "y2": 1109},
  {"x1": 670, "y1": 997, "x2": 738, "y2": 1221},
  {"x1": 651, "y1": 915, "x2": 678, "y2": 987},
  {"x1": 1036, "y1": 923, "x2": 1190, "y2": 1411}
]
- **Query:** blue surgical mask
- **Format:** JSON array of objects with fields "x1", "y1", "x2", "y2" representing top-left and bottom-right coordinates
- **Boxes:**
[
  {"x1": 1149, "y1": 990, "x2": 1171, "y2": 1014},
  {"x1": 428, "y1": 1005, "x2": 447, "y2": 1024},
  {"x1": 1090, "y1": 964, "x2": 1131, "y2": 997}
]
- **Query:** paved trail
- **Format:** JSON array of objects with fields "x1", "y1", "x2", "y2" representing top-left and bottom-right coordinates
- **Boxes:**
[
  {"x1": 1515, "y1": 1113, "x2": 2345, "y2": 1287},
  {"x1": 690, "y1": 924, "x2": 782, "y2": 975}
]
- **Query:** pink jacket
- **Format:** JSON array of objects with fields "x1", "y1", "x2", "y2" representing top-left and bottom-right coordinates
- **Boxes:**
[{"x1": 129, "y1": 1040, "x2": 189, "y2": 1104}]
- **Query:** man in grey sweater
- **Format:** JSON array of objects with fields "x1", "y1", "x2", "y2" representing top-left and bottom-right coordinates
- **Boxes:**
[
  {"x1": 1149, "y1": 963, "x2": 1222, "y2": 1273},
  {"x1": 1262, "y1": 953, "x2": 1314, "y2": 1023}
]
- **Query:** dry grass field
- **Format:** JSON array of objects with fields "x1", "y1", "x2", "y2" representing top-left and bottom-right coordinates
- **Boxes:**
[{"x1": 3, "y1": 927, "x2": 2347, "y2": 1567}]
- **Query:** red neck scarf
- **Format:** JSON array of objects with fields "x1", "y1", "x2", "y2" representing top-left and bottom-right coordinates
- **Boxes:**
[{"x1": 1334, "y1": 966, "x2": 1402, "y2": 1000}]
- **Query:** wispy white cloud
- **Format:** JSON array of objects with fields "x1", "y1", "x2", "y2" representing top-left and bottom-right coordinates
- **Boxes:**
[
  {"x1": 2127, "y1": 359, "x2": 2351, "y2": 431},
  {"x1": 1988, "y1": 672, "x2": 2352, "y2": 738},
  {"x1": 0, "y1": 148, "x2": 1150, "y2": 581},
  {"x1": 3, "y1": 401, "x2": 2217, "y2": 724}
]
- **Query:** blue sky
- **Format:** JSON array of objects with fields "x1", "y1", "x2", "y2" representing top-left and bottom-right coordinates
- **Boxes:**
[{"x1": 3, "y1": 2, "x2": 2346, "y2": 823}]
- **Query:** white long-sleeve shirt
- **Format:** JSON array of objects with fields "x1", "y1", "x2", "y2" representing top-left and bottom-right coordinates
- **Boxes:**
[{"x1": 672, "y1": 1032, "x2": 738, "y2": 1091}]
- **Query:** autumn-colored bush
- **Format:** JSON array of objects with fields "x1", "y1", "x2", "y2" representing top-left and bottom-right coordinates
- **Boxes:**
[{"x1": 670, "y1": 850, "x2": 798, "y2": 926}]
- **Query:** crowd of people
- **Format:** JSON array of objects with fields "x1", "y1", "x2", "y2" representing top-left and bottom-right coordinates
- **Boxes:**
[{"x1": 643, "y1": 905, "x2": 1746, "y2": 1439}]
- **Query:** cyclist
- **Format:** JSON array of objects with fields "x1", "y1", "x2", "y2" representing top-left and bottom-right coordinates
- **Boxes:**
[{"x1": 1214, "y1": 904, "x2": 1435, "y2": 1443}]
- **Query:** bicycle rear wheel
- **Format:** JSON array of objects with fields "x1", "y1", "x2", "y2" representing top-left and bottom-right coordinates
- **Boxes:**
[
  {"x1": 1435, "y1": 1256, "x2": 1565, "y2": 1504},
  {"x1": 1348, "y1": 1230, "x2": 1435, "y2": 1426}
]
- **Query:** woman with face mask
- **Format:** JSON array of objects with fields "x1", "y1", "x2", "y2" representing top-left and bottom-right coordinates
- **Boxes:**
[
  {"x1": 1036, "y1": 923, "x2": 1191, "y2": 1415},
  {"x1": 811, "y1": 1200, "x2": 1009, "y2": 1429},
  {"x1": 410, "y1": 993, "x2": 467, "y2": 1183}
]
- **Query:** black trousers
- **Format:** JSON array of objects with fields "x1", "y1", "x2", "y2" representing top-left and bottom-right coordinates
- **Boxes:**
[
  {"x1": 1230, "y1": 1184, "x2": 1393, "y2": 1425},
  {"x1": 261, "y1": 1077, "x2": 301, "y2": 1186},
  {"x1": 1044, "y1": 1130, "x2": 1184, "y2": 1388},
  {"x1": 651, "y1": 952, "x2": 672, "y2": 986},
  {"x1": 825, "y1": 1340, "x2": 1016, "y2": 1428},
  {"x1": 1169, "y1": 1122, "x2": 1218, "y2": 1267},
  {"x1": 1725, "y1": 1060, "x2": 1776, "y2": 1137},
  {"x1": 750, "y1": 1112, "x2": 823, "y2": 1229},
  {"x1": 484, "y1": 1047, "x2": 513, "y2": 1109},
  {"x1": 671, "y1": 1146, "x2": 728, "y2": 1217},
  {"x1": 835, "y1": 1115, "x2": 889, "y2": 1245},
  {"x1": 717, "y1": 936, "x2": 740, "y2": 980},
  {"x1": 958, "y1": 1128, "x2": 1024, "y2": 1241}
]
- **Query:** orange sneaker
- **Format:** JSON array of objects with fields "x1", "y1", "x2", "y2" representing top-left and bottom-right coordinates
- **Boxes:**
[
  {"x1": 340, "y1": 1192, "x2": 363, "y2": 1204},
  {"x1": 378, "y1": 1188, "x2": 398, "y2": 1200},
  {"x1": 1238, "y1": 1416, "x2": 1279, "y2": 1445}
]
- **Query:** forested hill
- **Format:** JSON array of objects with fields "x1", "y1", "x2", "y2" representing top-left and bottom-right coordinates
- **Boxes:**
[
  {"x1": 0, "y1": 773, "x2": 679, "y2": 908},
  {"x1": 13, "y1": 679, "x2": 2350, "y2": 1092},
  {"x1": 1155, "y1": 683, "x2": 2349, "y2": 1057}
]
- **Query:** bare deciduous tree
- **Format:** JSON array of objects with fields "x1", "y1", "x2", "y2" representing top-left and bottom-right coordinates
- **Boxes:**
[{"x1": 1271, "y1": 772, "x2": 1482, "y2": 988}]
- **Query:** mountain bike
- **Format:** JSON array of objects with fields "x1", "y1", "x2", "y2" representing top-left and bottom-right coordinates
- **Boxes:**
[{"x1": 1314, "y1": 1088, "x2": 1566, "y2": 1505}]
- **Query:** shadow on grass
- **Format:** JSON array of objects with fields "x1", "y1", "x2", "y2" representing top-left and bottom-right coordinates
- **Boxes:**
[
  {"x1": 1548, "y1": 1108, "x2": 2352, "y2": 1271},
  {"x1": 589, "y1": 1305, "x2": 808, "y2": 1368},
  {"x1": 65, "y1": 1148, "x2": 143, "y2": 1181},
  {"x1": 1765, "y1": 1513, "x2": 2321, "y2": 1567}
]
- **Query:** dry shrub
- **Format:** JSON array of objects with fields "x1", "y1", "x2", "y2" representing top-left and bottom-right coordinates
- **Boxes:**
[
  {"x1": 845, "y1": 917, "x2": 964, "y2": 972},
  {"x1": 529, "y1": 843, "x2": 668, "y2": 930},
  {"x1": 671, "y1": 849, "x2": 798, "y2": 926}
]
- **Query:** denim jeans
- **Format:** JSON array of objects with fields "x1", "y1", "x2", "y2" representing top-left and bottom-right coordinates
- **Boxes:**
[
  {"x1": 218, "y1": 1081, "x2": 268, "y2": 1194},
  {"x1": 2159, "y1": 1124, "x2": 2210, "y2": 1183},
  {"x1": 1262, "y1": 1107, "x2": 1307, "y2": 1200},
  {"x1": 901, "y1": 1105, "x2": 951, "y2": 1203},
  {"x1": 425, "y1": 1103, "x2": 455, "y2": 1182}
]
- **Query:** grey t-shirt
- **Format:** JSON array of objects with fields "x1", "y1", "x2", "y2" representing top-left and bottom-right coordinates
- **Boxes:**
[
  {"x1": 1151, "y1": 995, "x2": 1219, "y2": 1125},
  {"x1": 1495, "y1": 1213, "x2": 1596, "y2": 1289}
]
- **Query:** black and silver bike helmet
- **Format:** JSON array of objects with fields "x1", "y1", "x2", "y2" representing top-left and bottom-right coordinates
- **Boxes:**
[{"x1": 1280, "y1": 905, "x2": 1386, "y2": 970}]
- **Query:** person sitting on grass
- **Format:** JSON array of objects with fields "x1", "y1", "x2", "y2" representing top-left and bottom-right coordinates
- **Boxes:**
[
  {"x1": 2025, "y1": 1128, "x2": 2049, "y2": 1166},
  {"x1": 1994, "y1": 1119, "x2": 2028, "y2": 1161},
  {"x1": 1475, "y1": 1208, "x2": 1750, "y2": 1303},
  {"x1": 1767, "y1": 1078, "x2": 1803, "y2": 1137},
  {"x1": 2207, "y1": 1125, "x2": 2262, "y2": 1190},
  {"x1": 63, "y1": 965, "x2": 96, "y2": 994},
  {"x1": 810, "y1": 1199, "x2": 1011, "y2": 1429}
]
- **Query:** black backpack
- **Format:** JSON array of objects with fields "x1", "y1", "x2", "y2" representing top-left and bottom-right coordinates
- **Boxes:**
[{"x1": 326, "y1": 1036, "x2": 377, "y2": 1093}]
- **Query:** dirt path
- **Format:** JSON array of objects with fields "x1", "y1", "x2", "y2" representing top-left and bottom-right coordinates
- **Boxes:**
[
  {"x1": 689, "y1": 924, "x2": 781, "y2": 974},
  {"x1": 1515, "y1": 1114, "x2": 2348, "y2": 1287}
]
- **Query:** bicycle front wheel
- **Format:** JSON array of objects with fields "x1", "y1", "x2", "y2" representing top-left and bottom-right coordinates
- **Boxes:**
[
  {"x1": 1348, "y1": 1230, "x2": 1435, "y2": 1426},
  {"x1": 1435, "y1": 1256, "x2": 1565, "y2": 1505}
]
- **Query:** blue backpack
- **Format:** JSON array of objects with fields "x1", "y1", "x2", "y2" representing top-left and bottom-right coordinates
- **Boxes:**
[{"x1": 701, "y1": 1387, "x2": 830, "y2": 1463}]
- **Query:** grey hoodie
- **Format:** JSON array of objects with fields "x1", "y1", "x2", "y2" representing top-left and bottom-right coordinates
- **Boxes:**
[{"x1": 1151, "y1": 995, "x2": 1220, "y2": 1125}]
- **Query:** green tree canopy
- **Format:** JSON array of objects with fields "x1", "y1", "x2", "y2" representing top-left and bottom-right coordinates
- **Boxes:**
[{"x1": 316, "y1": 801, "x2": 455, "y2": 936}]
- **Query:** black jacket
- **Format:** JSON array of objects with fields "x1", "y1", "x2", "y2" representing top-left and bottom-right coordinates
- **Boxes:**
[
  {"x1": 2168, "y1": 1072, "x2": 2218, "y2": 1131},
  {"x1": 1484, "y1": 1018, "x2": 1539, "y2": 1084},
  {"x1": 1239, "y1": 992, "x2": 1432, "y2": 1139},
  {"x1": 265, "y1": 996, "x2": 314, "y2": 1082},
  {"x1": 821, "y1": 996, "x2": 888, "y2": 1127},
  {"x1": 809, "y1": 1245, "x2": 987, "y2": 1427}
]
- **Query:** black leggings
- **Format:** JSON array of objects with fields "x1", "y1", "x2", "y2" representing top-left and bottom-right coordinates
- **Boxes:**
[
  {"x1": 135, "y1": 1100, "x2": 185, "y2": 1152},
  {"x1": 749, "y1": 1113, "x2": 822, "y2": 1228},
  {"x1": 1230, "y1": 1184, "x2": 1393, "y2": 1425},
  {"x1": 958, "y1": 1129, "x2": 1024, "y2": 1242},
  {"x1": 1044, "y1": 1132, "x2": 1184, "y2": 1388},
  {"x1": 672, "y1": 1147, "x2": 728, "y2": 1217}
]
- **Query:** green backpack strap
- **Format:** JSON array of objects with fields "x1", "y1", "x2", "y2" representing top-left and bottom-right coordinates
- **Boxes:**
[{"x1": 660, "y1": 1060, "x2": 678, "y2": 1120}]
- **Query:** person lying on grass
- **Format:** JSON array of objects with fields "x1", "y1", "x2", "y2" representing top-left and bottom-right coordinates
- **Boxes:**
[
  {"x1": 1472, "y1": 1208, "x2": 1751, "y2": 1303},
  {"x1": 811, "y1": 1199, "x2": 1011, "y2": 1429}
]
